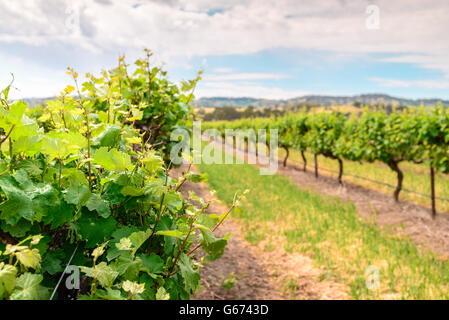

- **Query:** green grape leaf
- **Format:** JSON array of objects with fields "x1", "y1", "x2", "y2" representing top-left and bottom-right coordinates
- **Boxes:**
[
  {"x1": 164, "y1": 276, "x2": 189, "y2": 300},
  {"x1": 16, "y1": 159, "x2": 43, "y2": 177},
  {"x1": 140, "y1": 253, "x2": 164, "y2": 275},
  {"x1": 80, "y1": 262, "x2": 119, "y2": 288},
  {"x1": 93, "y1": 147, "x2": 133, "y2": 172},
  {"x1": 128, "y1": 229, "x2": 151, "y2": 254},
  {"x1": 1, "y1": 82, "x2": 11, "y2": 101},
  {"x1": 9, "y1": 273, "x2": 49, "y2": 300},
  {"x1": 0, "y1": 175, "x2": 35, "y2": 225},
  {"x1": 199, "y1": 229, "x2": 229, "y2": 261},
  {"x1": 156, "y1": 286, "x2": 170, "y2": 300},
  {"x1": 101, "y1": 181, "x2": 126, "y2": 206},
  {"x1": 7, "y1": 100, "x2": 27, "y2": 125},
  {"x1": 64, "y1": 184, "x2": 91, "y2": 207},
  {"x1": 116, "y1": 238, "x2": 132, "y2": 251},
  {"x1": 42, "y1": 198, "x2": 74, "y2": 229},
  {"x1": 77, "y1": 213, "x2": 117, "y2": 248},
  {"x1": 121, "y1": 185, "x2": 144, "y2": 196},
  {"x1": 0, "y1": 262, "x2": 17, "y2": 299},
  {"x1": 157, "y1": 216, "x2": 177, "y2": 255},
  {"x1": 155, "y1": 230, "x2": 184, "y2": 238},
  {"x1": 42, "y1": 131, "x2": 87, "y2": 160},
  {"x1": 111, "y1": 253, "x2": 142, "y2": 280},
  {"x1": 196, "y1": 213, "x2": 218, "y2": 229},
  {"x1": 138, "y1": 273, "x2": 156, "y2": 299},
  {"x1": 141, "y1": 152, "x2": 163, "y2": 172},
  {"x1": 96, "y1": 288, "x2": 126, "y2": 300},
  {"x1": 106, "y1": 226, "x2": 140, "y2": 261},
  {"x1": 144, "y1": 180, "x2": 165, "y2": 197},
  {"x1": 0, "y1": 219, "x2": 32, "y2": 238},
  {"x1": 186, "y1": 173, "x2": 208, "y2": 183},
  {"x1": 13, "y1": 135, "x2": 43, "y2": 157},
  {"x1": 15, "y1": 248, "x2": 41, "y2": 269},
  {"x1": 164, "y1": 191, "x2": 183, "y2": 211},
  {"x1": 86, "y1": 193, "x2": 111, "y2": 218},
  {"x1": 93, "y1": 124, "x2": 121, "y2": 147},
  {"x1": 177, "y1": 253, "x2": 200, "y2": 293},
  {"x1": 10, "y1": 116, "x2": 39, "y2": 141},
  {"x1": 122, "y1": 280, "x2": 145, "y2": 296},
  {"x1": 41, "y1": 252, "x2": 63, "y2": 275}
]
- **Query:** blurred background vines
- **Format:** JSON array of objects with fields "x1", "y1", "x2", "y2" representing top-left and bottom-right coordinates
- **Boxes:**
[
  {"x1": 203, "y1": 106, "x2": 449, "y2": 217},
  {"x1": 0, "y1": 50, "x2": 238, "y2": 300}
]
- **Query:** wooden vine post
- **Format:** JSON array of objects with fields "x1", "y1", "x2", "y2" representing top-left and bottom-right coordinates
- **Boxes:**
[{"x1": 430, "y1": 165, "x2": 436, "y2": 218}]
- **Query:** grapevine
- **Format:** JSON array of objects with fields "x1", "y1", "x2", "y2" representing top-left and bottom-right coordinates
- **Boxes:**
[{"x1": 0, "y1": 51, "x2": 239, "y2": 300}]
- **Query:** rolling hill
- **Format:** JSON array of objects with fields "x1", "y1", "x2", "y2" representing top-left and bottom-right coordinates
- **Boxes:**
[{"x1": 194, "y1": 94, "x2": 449, "y2": 108}]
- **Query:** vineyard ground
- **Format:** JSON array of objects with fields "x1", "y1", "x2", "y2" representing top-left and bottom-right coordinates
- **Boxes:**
[
  {"x1": 171, "y1": 165, "x2": 348, "y2": 300},
  {"x1": 197, "y1": 142, "x2": 449, "y2": 299},
  {"x1": 278, "y1": 160, "x2": 449, "y2": 259},
  {"x1": 227, "y1": 142, "x2": 449, "y2": 259},
  {"x1": 279, "y1": 148, "x2": 449, "y2": 213}
]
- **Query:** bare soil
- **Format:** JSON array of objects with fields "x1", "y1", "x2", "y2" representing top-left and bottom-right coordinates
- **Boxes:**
[{"x1": 171, "y1": 165, "x2": 348, "y2": 300}]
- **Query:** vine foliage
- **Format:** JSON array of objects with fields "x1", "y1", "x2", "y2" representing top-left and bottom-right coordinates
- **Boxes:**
[{"x1": 0, "y1": 51, "x2": 240, "y2": 300}]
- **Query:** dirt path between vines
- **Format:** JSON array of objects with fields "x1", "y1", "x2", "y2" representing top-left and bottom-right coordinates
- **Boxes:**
[{"x1": 171, "y1": 165, "x2": 348, "y2": 300}]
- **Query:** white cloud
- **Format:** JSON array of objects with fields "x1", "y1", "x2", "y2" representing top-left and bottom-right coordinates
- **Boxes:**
[
  {"x1": 377, "y1": 55, "x2": 449, "y2": 77},
  {"x1": 1, "y1": 0, "x2": 449, "y2": 97},
  {"x1": 0, "y1": 52, "x2": 68, "y2": 99},
  {"x1": 205, "y1": 72, "x2": 290, "y2": 81},
  {"x1": 370, "y1": 77, "x2": 449, "y2": 89},
  {"x1": 1, "y1": 1, "x2": 448, "y2": 67},
  {"x1": 212, "y1": 67, "x2": 233, "y2": 73},
  {"x1": 197, "y1": 80, "x2": 308, "y2": 99}
]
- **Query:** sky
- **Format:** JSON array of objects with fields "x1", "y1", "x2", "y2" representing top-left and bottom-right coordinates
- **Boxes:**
[{"x1": 0, "y1": 0, "x2": 449, "y2": 100}]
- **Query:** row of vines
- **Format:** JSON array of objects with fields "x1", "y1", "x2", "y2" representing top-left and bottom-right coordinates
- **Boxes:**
[
  {"x1": 203, "y1": 107, "x2": 449, "y2": 217},
  {"x1": 0, "y1": 50, "x2": 237, "y2": 300}
]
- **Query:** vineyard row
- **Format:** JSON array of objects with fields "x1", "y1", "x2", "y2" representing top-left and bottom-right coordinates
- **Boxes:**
[{"x1": 202, "y1": 107, "x2": 449, "y2": 217}]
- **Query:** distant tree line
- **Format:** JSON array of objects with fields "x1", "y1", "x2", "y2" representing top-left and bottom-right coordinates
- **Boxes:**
[{"x1": 197, "y1": 104, "x2": 319, "y2": 121}]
